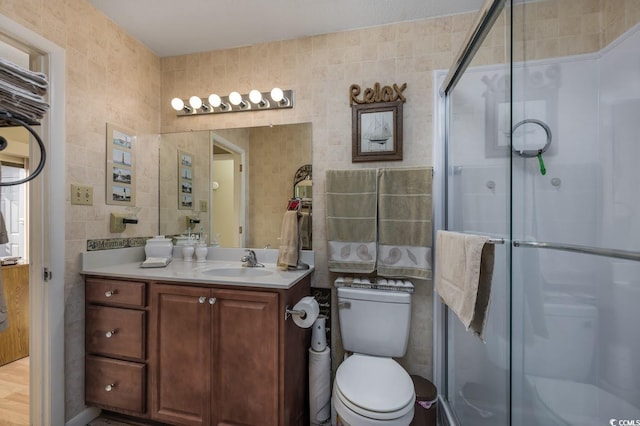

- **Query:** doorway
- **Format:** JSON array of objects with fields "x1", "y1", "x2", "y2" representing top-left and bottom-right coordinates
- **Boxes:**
[
  {"x1": 210, "y1": 132, "x2": 245, "y2": 248},
  {"x1": 0, "y1": 13, "x2": 66, "y2": 426}
]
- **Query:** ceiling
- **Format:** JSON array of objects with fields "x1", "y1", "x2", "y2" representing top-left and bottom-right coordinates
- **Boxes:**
[{"x1": 88, "y1": 0, "x2": 484, "y2": 57}]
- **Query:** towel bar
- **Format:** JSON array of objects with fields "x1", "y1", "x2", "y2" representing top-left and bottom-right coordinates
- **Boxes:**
[{"x1": 513, "y1": 240, "x2": 640, "y2": 262}]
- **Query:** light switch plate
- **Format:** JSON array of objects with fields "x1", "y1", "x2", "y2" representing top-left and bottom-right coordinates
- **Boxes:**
[
  {"x1": 71, "y1": 184, "x2": 93, "y2": 205},
  {"x1": 199, "y1": 200, "x2": 208, "y2": 212}
]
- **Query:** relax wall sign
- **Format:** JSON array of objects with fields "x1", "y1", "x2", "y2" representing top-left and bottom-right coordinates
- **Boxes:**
[
  {"x1": 349, "y1": 82, "x2": 407, "y2": 106},
  {"x1": 350, "y1": 82, "x2": 407, "y2": 162}
]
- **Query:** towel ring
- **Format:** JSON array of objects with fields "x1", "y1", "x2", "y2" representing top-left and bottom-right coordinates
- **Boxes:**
[
  {"x1": 0, "y1": 111, "x2": 47, "y2": 186},
  {"x1": 511, "y1": 118, "x2": 551, "y2": 158}
]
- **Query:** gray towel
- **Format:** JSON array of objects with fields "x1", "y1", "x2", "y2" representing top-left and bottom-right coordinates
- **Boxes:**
[
  {"x1": 435, "y1": 230, "x2": 495, "y2": 340},
  {"x1": 326, "y1": 169, "x2": 377, "y2": 273},
  {"x1": 377, "y1": 167, "x2": 432, "y2": 279},
  {"x1": 0, "y1": 212, "x2": 9, "y2": 333}
]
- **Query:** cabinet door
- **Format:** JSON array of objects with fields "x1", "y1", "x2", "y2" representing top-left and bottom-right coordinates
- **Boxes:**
[
  {"x1": 211, "y1": 289, "x2": 279, "y2": 426},
  {"x1": 149, "y1": 284, "x2": 212, "y2": 426}
]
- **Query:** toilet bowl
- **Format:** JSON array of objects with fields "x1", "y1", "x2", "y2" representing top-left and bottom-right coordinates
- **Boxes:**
[
  {"x1": 333, "y1": 281, "x2": 415, "y2": 426},
  {"x1": 527, "y1": 376, "x2": 640, "y2": 426},
  {"x1": 333, "y1": 354, "x2": 415, "y2": 425}
]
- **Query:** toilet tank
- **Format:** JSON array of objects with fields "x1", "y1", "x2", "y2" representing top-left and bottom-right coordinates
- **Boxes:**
[{"x1": 337, "y1": 286, "x2": 412, "y2": 357}]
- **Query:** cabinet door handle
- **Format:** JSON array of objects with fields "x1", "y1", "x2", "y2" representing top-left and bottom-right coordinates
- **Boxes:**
[
  {"x1": 104, "y1": 383, "x2": 116, "y2": 392},
  {"x1": 198, "y1": 296, "x2": 207, "y2": 304},
  {"x1": 105, "y1": 329, "x2": 118, "y2": 338},
  {"x1": 105, "y1": 290, "x2": 118, "y2": 297},
  {"x1": 209, "y1": 297, "x2": 216, "y2": 305}
]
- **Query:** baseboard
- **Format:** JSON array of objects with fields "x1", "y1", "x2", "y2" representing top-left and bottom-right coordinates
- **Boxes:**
[{"x1": 65, "y1": 406, "x2": 101, "y2": 426}]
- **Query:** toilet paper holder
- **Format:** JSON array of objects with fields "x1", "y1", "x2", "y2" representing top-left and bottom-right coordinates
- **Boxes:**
[{"x1": 284, "y1": 305, "x2": 308, "y2": 321}]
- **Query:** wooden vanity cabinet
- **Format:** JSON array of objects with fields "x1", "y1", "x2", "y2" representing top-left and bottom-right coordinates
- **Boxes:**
[
  {"x1": 84, "y1": 277, "x2": 148, "y2": 417},
  {"x1": 85, "y1": 274, "x2": 310, "y2": 426},
  {"x1": 149, "y1": 277, "x2": 310, "y2": 426}
]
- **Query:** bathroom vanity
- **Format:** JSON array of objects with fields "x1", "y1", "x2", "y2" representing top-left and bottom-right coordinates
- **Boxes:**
[{"x1": 82, "y1": 249, "x2": 314, "y2": 426}]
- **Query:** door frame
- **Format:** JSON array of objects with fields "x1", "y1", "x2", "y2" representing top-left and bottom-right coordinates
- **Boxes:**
[{"x1": 0, "y1": 13, "x2": 66, "y2": 426}]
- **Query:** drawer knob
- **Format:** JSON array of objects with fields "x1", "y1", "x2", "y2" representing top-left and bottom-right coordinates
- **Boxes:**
[
  {"x1": 209, "y1": 297, "x2": 216, "y2": 305},
  {"x1": 105, "y1": 290, "x2": 118, "y2": 297},
  {"x1": 198, "y1": 296, "x2": 207, "y2": 304},
  {"x1": 104, "y1": 383, "x2": 116, "y2": 392},
  {"x1": 105, "y1": 329, "x2": 118, "y2": 338}
]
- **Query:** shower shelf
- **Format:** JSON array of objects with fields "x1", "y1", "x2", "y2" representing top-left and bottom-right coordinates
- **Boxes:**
[{"x1": 513, "y1": 240, "x2": 640, "y2": 262}]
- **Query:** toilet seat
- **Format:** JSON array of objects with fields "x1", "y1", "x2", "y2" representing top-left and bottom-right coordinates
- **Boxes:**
[{"x1": 334, "y1": 354, "x2": 415, "y2": 420}]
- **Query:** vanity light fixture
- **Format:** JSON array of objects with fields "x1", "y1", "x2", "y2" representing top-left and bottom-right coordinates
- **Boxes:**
[
  {"x1": 228, "y1": 91, "x2": 249, "y2": 109},
  {"x1": 171, "y1": 88, "x2": 294, "y2": 116}
]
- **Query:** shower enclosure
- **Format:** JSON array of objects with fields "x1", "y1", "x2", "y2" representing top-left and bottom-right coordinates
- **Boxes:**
[{"x1": 434, "y1": 1, "x2": 640, "y2": 424}]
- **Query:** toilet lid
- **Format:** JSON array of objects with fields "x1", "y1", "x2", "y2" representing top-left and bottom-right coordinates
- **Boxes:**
[{"x1": 335, "y1": 354, "x2": 414, "y2": 416}]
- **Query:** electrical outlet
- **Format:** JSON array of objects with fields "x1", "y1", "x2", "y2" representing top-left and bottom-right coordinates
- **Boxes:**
[
  {"x1": 199, "y1": 200, "x2": 208, "y2": 212},
  {"x1": 71, "y1": 184, "x2": 93, "y2": 205}
]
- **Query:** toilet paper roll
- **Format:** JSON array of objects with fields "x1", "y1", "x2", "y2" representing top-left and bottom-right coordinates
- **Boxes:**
[
  {"x1": 309, "y1": 346, "x2": 331, "y2": 425},
  {"x1": 292, "y1": 296, "x2": 319, "y2": 328}
]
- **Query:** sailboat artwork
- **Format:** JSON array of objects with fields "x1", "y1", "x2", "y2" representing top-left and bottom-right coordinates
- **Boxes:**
[{"x1": 361, "y1": 111, "x2": 393, "y2": 152}]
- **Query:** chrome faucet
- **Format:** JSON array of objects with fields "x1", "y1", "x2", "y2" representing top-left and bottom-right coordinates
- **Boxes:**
[{"x1": 241, "y1": 249, "x2": 263, "y2": 267}]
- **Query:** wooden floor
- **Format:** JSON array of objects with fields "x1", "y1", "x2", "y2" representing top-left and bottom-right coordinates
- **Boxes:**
[{"x1": 0, "y1": 356, "x2": 29, "y2": 426}]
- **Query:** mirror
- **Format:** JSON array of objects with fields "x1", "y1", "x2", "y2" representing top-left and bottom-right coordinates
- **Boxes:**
[{"x1": 159, "y1": 123, "x2": 313, "y2": 249}]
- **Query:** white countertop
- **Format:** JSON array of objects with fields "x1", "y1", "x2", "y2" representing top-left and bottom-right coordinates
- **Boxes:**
[{"x1": 81, "y1": 247, "x2": 314, "y2": 289}]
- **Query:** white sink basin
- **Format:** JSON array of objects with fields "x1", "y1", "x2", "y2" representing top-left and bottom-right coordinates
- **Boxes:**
[{"x1": 201, "y1": 267, "x2": 274, "y2": 278}]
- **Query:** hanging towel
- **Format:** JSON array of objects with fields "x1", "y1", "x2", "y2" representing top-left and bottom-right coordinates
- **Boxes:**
[
  {"x1": 326, "y1": 169, "x2": 377, "y2": 273},
  {"x1": 435, "y1": 230, "x2": 495, "y2": 340},
  {"x1": 277, "y1": 210, "x2": 300, "y2": 270},
  {"x1": 299, "y1": 210, "x2": 312, "y2": 250},
  {"x1": 0, "y1": 212, "x2": 9, "y2": 333},
  {"x1": 377, "y1": 167, "x2": 433, "y2": 279}
]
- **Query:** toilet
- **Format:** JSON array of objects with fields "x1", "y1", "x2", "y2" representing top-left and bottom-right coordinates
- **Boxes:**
[{"x1": 333, "y1": 282, "x2": 415, "y2": 426}]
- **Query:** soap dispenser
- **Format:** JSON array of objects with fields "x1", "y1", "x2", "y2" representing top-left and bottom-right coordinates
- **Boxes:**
[{"x1": 195, "y1": 237, "x2": 208, "y2": 263}]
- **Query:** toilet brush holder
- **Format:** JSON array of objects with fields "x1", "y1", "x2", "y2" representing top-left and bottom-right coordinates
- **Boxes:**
[{"x1": 311, "y1": 315, "x2": 327, "y2": 352}]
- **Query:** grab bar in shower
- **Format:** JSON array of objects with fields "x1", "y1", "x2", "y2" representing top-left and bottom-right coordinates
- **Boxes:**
[{"x1": 513, "y1": 240, "x2": 640, "y2": 262}]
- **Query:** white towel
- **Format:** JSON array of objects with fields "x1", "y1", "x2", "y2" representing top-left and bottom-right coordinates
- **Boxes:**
[{"x1": 435, "y1": 230, "x2": 495, "y2": 340}]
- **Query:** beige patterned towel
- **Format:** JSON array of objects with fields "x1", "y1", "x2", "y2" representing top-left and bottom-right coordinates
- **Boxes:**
[
  {"x1": 326, "y1": 169, "x2": 377, "y2": 273},
  {"x1": 377, "y1": 167, "x2": 432, "y2": 279},
  {"x1": 435, "y1": 230, "x2": 495, "y2": 340},
  {"x1": 277, "y1": 210, "x2": 299, "y2": 270}
]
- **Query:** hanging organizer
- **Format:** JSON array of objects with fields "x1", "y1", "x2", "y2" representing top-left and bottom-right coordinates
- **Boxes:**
[
  {"x1": 512, "y1": 118, "x2": 551, "y2": 176},
  {"x1": 0, "y1": 57, "x2": 49, "y2": 186},
  {"x1": 0, "y1": 111, "x2": 46, "y2": 186}
]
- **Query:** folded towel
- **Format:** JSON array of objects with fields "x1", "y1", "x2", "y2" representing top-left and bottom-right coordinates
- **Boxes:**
[
  {"x1": 277, "y1": 210, "x2": 299, "y2": 270},
  {"x1": 0, "y1": 58, "x2": 49, "y2": 123},
  {"x1": 435, "y1": 230, "x2": 495, "y2": 340},
  {"x1": 326, "y1": 169, "x2": 377, "y2": 273},
  {"x1": 377, "y1": 167, "x2": 432, "y2": 279}
]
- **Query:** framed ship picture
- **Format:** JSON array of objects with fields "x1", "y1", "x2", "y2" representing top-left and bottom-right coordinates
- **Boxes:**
[{"x1": 351, "y1": 101, "x2": 403, "y2": 162}]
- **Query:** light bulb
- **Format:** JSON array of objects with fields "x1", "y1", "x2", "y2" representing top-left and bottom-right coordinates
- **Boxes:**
[
  {"x1": 208, "y1": 94, "x2": 222, "y2": 107},
  {"x1": 249, "y1": 90, "x2": 263, "y2": 104},
  {"x1": 189, "y1": 96, "x2": 203, "y2": 109},
  {"x1": 270, "y1": 87, "x2": 284, "y2": 102},
  {"x1": 171, "y1": 98, "x2": 185, "y2": 111},
  {"x1": 229, "y1": 91, "x2": 242, "y2": 106}
]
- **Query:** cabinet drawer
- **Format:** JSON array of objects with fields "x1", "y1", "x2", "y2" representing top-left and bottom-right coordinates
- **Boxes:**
[
  {"x1": 86, "y1": 306, "x2": 145, "y2": 360},
  {"x1": 86, "y1": 355, "x2": 146, "y2": 414},
  {"x1": 86, "y1": 278, "x2": 146, "y2": 307}
]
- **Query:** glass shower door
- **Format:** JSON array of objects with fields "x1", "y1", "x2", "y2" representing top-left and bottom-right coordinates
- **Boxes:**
[
  {"x1": 443, "y1": 6, "x2": 511, "y2": 425},
  {"x1": 510, "y1": 3, "x2": 640, "y2": 424}
]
